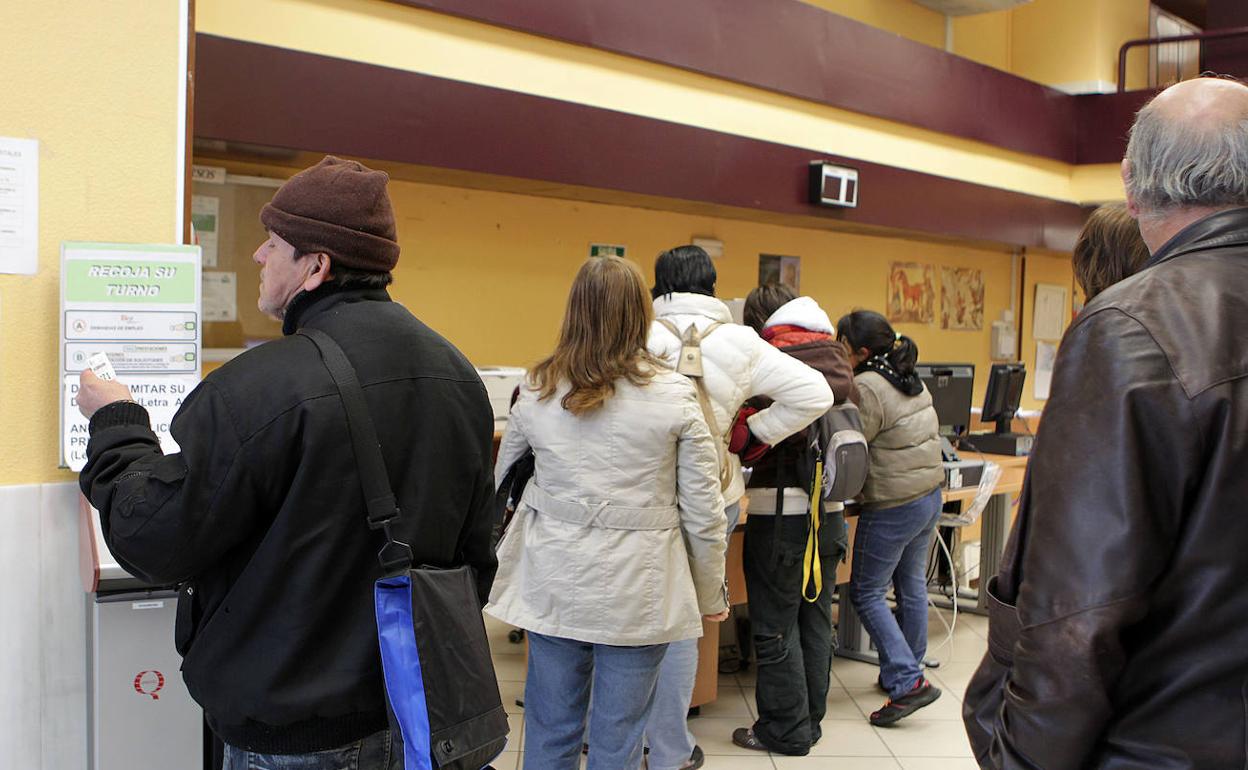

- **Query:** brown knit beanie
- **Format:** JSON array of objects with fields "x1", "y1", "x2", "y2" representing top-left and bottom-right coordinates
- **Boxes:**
[{"x1": 259, "y1": 156, "x2": 399, "y2": 272}]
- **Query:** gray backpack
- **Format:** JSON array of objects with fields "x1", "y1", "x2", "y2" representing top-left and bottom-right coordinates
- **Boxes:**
[{"x1": 805, "y1": 401, "x2": 869, "y2": 504}]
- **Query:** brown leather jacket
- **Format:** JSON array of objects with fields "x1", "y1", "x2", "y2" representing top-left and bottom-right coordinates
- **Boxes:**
[{"x1": 963, "y1": 207, "x2": 1248, "y2": 769}]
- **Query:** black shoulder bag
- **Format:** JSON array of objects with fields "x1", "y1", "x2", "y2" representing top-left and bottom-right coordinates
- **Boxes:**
[{"x1": 300, "y1": 328, "x2": 509, "y2": 770}]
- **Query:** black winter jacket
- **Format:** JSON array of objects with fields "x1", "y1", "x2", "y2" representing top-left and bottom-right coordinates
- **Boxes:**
[
  {"x1": 80, "y1": 285, "x2": 497, "y2": 753},
  {"x1": 963, "y1": 207, "x2": 1248, "y2": 769}
]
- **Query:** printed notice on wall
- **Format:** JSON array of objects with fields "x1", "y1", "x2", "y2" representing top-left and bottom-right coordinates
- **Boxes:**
[
  {"x1": 1034, "y1": 341, "x2": 1057, "y2": 401},
  {"x1": 202, "y1": 270, "x2": 237, "y2": 322},
  {"x1": 60, "y1": 242, "x2": 202, "y2": 470},
  {"x1": 191, "y1": 195, "x2": 220, "y2": 267},
  {"x1": 0, "y1": 137, "x2": 39, "y2": 275}
]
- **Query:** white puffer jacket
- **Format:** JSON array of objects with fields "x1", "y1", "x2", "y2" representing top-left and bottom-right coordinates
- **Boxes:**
[
  {"x1": 485, "y1": 369, "x2": 728, "y2": 646},
  {"x1": 648, "y1": 292, "x2": 835, "y2": 505}
]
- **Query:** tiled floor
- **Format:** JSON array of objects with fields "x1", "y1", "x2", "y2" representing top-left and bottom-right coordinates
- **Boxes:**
[{"x1": 485, "y1": 606, "x2": 987, "y2": 769}]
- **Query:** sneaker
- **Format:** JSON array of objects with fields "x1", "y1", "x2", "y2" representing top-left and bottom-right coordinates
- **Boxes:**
[
  {"x1": 679, "y1": 745, "x2": 705, "y2": 769},
  {"x1": 731, "y1": 727, "x2": 769, "y2": 752},
  {"x1": 869, "y1": 678, "x2": 942, "y2": 727}
]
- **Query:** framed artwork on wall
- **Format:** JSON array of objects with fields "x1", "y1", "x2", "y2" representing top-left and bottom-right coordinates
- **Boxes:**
[{"x1": 887, "y1": 262, "x2": 935, "y2": 324}]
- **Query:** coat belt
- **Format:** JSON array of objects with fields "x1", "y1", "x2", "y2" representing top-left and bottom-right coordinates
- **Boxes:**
[{"x1": 521, "y1": 484, "x2": 681, "y2": 530}]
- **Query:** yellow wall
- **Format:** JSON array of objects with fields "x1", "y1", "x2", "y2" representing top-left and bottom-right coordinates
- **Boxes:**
[
  {"x1": 0, "y1": 1, "x2": 184, "y2": 485},
  {"x1": 798, "y1": 0, "x2": 1148, "y2": 92},
  {"x1": 1010, "y1": 0, "x2": 1103, "y2": 87},
  {"x1": 1096, "y1": 0, "x2": 1152, "y2": 90},
  {"x1": 799, "y1": 0, "x2": 945, "y2": 49},
  {"x1": 198, "y1": 0, "x2": 1116, "y2": 205},
  {"x1": 953, "y1": 10, "x2": 1013, "y2": 72},
  {"x1": 1009, "y1": 0, "x2": 1149, "y2": 89},
  {"x1": 209, "y1": 160, "x2": 1024, "y2": 408}
]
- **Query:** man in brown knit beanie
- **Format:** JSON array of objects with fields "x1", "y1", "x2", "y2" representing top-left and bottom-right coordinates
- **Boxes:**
[
  {"x1": 76, "y1": 156, "x2": 499, "y2": 768},
  {"x1": 252, "y1": 156, "x2": 400, "y2": 318}
]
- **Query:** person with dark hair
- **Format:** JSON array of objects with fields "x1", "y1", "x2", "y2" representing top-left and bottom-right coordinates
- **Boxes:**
[
  {"x1": 651, "y1": 244, "x2": 718, "y2": 299},
  {"x1": 964, "y1": 76, "x2": 1248, "y2": 769},
  {"x1": 836, "y1": 310, "x2": 944, "y2": 727},
  {"x1": 728, "y1": 285, "x2": 857, "y2": 756},
  {"x1": 645, "y1": 246, "x2": 833, "y2": 770},
  {"x1": 1072, "y1": 202, "x2": 1151, "y2": 302},
  {"x1": 487, "y1": 257, "x2": 728, "y2": 770},
  {"x1": 74, "y1": 156, "x2": 497, "y2": 768}
]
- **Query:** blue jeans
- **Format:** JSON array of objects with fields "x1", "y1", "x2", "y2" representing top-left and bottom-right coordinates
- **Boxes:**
[
  {"x1": 849, "y1": 488, "x2": 943, "y2": 698},
  {"x1": 525, "y1": 631, "x2": 668, "y2": 770},
  {"x1": 642, "y1": 501, "x2": 741, "y2": 769},
  {"x1": 223, "y1": 729, "x2": 399, "y2": 770}
]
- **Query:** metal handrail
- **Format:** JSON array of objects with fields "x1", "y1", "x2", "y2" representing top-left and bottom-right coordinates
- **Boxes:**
[{"x1": 1118, "y1": 26, "x2": 1248, "y2": 92}]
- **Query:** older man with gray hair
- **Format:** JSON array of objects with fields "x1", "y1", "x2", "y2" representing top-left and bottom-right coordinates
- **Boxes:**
[{"x1": 963, "y1": 75, "x2": 1248, "y2": 769}]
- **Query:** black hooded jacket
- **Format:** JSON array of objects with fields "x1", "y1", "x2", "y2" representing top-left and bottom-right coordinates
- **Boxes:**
[{"x1": 80, "y1": 284, "x2": 497, "y2": 753}]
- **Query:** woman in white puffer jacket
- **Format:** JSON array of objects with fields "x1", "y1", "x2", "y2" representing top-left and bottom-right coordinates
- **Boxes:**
[
  {"x1": 486, "y1": 256, "x2": 729, "y2": 770},
  {"x1": 643, "y1": 245, "x2": 834, "y2": 770}
]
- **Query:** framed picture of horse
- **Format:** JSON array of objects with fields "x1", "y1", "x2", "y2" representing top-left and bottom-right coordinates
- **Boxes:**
[{"x1": 887, "y1": 262, "x2": 935, "y2": 324}]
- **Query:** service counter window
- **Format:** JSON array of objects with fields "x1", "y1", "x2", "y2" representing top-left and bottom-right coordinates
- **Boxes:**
[{"x1": 191, "y1": 172, "x2": 284, "y2": 360}]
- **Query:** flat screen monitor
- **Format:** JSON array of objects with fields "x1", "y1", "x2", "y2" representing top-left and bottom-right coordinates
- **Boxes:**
[
  {"x1": 982, "y1": 363, "x2": 1026, "y2": 433},
  {"x1": 916, "y1": 363, "x2": 974, "y2": 437}
]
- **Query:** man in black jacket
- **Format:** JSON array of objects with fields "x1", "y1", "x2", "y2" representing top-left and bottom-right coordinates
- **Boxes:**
[
  {"x1": 77, "y1": 156, "x2": 497, "y2": 767},
  {"x1": 963, "y1": 76, "x2": 1248, "y2": 768}
]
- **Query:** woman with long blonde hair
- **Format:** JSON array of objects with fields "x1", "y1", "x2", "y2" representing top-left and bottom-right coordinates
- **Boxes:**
[{"x1": 486, "y1": 257, "x2": 728, "y2": 770}]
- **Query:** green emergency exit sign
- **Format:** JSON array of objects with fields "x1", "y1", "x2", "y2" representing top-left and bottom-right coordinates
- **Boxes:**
[{"x1": 589, "y1": 243, "x2": 626, "y2": 258}]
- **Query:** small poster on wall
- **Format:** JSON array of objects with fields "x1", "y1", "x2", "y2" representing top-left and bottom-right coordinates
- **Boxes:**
[
  {"x1": 941, "y1": 267, "x2": 985, "y2": 331},
  {"x1": 759, "y1": 254, "x2": 800, "y2": 292},
  {"x1": 1033, "y1": 283, "x2": 1069, "y2": 341},
  {"x1": 1034, "y1": 340, "x2": 1057, "y2": 400},
  {"x1": 191, "y1": 195, "x2": 220, "y2": 268},
  {"x1": 887, "y1": 262, "x2": 935, "y2": 324}
]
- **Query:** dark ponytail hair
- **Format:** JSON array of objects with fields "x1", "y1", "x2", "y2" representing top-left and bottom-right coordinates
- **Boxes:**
[
  {"x1": 743, "y1": 282, "x2": 797, "y2": 333},
  {"x1": 836, "y1": 310, "x2": 920, "y2": 377}
]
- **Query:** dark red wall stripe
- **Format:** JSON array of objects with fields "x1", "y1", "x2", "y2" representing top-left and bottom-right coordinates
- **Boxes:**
[
  {"x1": 1075, "y1": 90, "x2": 1155, "y2": 165},
  {"x1": 386, "y1": 0, "x2": 1153, "y2": 165},
  {"x1": 193, "y1": 35, "x2": 1088, "y2": 251},
  {"x1": 388, "y1": 0, "x2": 1084, "y2": 163}
]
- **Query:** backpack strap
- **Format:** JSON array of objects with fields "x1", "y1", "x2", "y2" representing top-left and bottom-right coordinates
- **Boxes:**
[{"x1": 657, "y1": 318, "x2": 733, "y2": 492}]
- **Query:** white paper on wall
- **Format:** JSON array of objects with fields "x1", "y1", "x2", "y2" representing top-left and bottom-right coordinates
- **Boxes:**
[
  {"x1": 0, "y1": 137, "x2": 39, "y2": 275},
  {"x1": 202, "y1": 271, "x2": 237, "y2": 322},
  {"x1": 1034, "y1": 340, "x2": 1057, "y2": 401}
]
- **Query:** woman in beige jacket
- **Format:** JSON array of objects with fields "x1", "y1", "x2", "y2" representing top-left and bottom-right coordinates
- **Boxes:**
[
  {"x1": 837, "y1": 310, "x2": 945, "y2": 728},
  {"x1": 485, "y1": 256, "x2": 728, "y2": 770}
]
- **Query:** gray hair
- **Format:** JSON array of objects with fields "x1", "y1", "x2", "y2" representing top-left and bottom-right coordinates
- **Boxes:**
[{"x1": 1125, "y1": 88, "x2": 1248, "y2": 214}]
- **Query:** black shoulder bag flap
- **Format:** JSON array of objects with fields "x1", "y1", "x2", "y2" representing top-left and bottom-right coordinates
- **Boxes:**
[{"x1": 300, "y1": 328, "x2": 509, "y2": 770}]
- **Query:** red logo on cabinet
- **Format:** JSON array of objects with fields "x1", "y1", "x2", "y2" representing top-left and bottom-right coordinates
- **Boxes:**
[{"x1": 133, "y1": 670, "x2": 166, "y2": 700}]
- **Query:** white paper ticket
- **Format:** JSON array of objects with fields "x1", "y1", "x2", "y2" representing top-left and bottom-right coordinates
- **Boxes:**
[{"x1": 87, "y1": 352, "x2": 117, "y2": 381}]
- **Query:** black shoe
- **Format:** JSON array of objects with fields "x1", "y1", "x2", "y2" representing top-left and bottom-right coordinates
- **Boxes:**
[
  {"x1": 869, "y1": 678, "x2": 942, "y2": 727},
  {"x1": 731, "y1": 727, "x2": 769, "y2": 752},
  {"x1": 679, "y1": 745, "x2": 705, "y2": 769}
]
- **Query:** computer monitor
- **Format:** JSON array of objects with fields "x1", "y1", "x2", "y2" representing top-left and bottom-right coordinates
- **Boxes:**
[
  {"x1": 915, "y1": 363, "x2": 974, "y2": 438},
  {"x1": 981, "y1": 363, "x2": 1026, "y2": 434}
]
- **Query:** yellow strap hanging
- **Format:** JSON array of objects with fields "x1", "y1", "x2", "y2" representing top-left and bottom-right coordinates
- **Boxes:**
[{"x1": 802, "y1": 460, "x2": 823, "y2": 603}]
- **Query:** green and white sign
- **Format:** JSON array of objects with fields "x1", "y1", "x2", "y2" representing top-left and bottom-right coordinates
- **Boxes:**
[
  {"x1": 59, "y1": 242, "x2": 202, "y2": 470},
  {"x1": 589, "y1": 243, "x2": 627, "y2": 258},
  {"x1": 63, "y1": 258, "x2": 197, "y2": 304}
]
